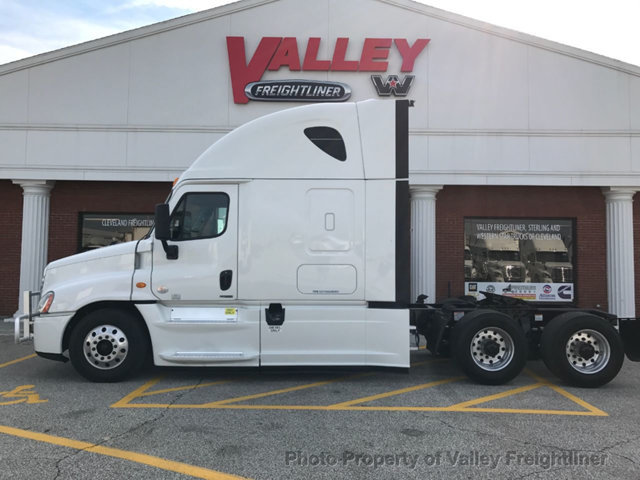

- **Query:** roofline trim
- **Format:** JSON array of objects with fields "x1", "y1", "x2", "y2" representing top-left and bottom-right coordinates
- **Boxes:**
[
  {"x1": 0, "y1": 0, "x2": 277, "y2": 76},
  {"x1": 2, "y1": 0, "x2": 639, "y2": 78},
  {"x1": 377, "y1": 0, "x2": 640, "y2": 77}
]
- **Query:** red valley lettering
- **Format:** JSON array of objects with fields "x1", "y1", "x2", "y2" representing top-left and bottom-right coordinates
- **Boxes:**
[{"x1": 227, "y1": 36, "x2": 430, "y2": 103}]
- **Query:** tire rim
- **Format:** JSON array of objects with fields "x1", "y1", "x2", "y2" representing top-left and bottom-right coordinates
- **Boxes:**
[
  {"x1": 82, "y1": 324, "x2": 129, "y2": 370},
  {"x1": 565, "y1": 329, "x2": 610, "y2": 374},
  {"x1": 470, "y1": 327, "x2": 515, "y2": 371}
]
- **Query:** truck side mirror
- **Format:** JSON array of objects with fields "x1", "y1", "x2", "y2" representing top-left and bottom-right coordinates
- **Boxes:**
[
  {"x1": 154, "y1": 204, "x2": 171, "y2": 240},
  {"x1": 154, "y1": 203, "x2": 178, "y2": 260}
]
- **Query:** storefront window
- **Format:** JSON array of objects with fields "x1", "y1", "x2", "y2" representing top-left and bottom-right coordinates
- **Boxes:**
[
  {"x1": 80, "y1": 213, "x2": 154, "y2": 251},
  {"x1": 464, "y1": 218, "x2": 575, "y2": 302}
]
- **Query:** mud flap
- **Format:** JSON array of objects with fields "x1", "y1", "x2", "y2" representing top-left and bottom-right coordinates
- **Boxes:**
[{"x1": 618, "y1": 318, "x2": 640, "y2": 361}]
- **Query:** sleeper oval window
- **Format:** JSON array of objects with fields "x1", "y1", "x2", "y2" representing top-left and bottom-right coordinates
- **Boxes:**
[
  {"x1": 304, "y1": 127, "x2": 346, "y2": 161},
  {"x1": 169, "y1": 192, "x2": 229, "y2": 241}
]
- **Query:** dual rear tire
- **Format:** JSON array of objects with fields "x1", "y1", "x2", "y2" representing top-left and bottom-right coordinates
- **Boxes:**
[
  {"x1": 540, "y1": 312, "x2": 624, "y2": 388},
  {"x1": 452, "y1": 310, "x2": 624, "y2": 387},
  {"x1": 452, "y1": 310, "x2": 528, "y2": 385}
]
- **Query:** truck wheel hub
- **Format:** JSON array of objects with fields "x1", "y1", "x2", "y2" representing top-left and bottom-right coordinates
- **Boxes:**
[
  {"x1": 82, "y1": 325, "x2": 129, "y2": 370},
  {"x1": 482, "y1": 340, "x2": 500, "y2": 357},
  {"x1": 470, "y1": 327, "x2": 514, "y2": 371},
  {"x1": 577, "y1": 342, "x2": 595, "y2": 360},
  {"x1": 566, "y1": 329, "x2": 610, "y2": 375},
  {"x1": 96, "y1": 340, "x2": 114, "y2": 356}
]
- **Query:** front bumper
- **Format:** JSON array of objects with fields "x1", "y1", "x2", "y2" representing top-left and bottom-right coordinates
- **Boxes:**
[{"x1": 33, "y1": 313, "x2": 73, "y2": 355}]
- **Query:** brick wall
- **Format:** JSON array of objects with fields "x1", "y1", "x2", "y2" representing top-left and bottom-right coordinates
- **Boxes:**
[
  {"x1": 0, "y1": 181, "x2": 171, "y2": 317},
  {"x1": 2, "y1": 182, "x2": 638, "y2": 317},
  {"x1": 48, "y1": 181, "x2": 171, "y2": 262},
  {"x1": 0, "y1": 181, "x2": 23, "y2": 317},
  {"x1": 435, "y1": 186, "x2": 608, "y2": 310}
]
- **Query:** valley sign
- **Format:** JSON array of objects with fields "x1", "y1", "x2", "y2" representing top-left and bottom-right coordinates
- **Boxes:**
[{"x1": 227, "y1": 37, "x2": 430, "y2": 103}]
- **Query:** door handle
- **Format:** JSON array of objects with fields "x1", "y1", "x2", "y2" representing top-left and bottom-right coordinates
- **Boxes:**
[{"x1": 220, "y1": 270, "x2": 233, "y2": 291}]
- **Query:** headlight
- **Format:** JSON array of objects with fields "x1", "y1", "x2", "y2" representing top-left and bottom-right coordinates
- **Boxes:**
[{"x1": 38, "y1": 291, "x2": 55, "y2": 314}]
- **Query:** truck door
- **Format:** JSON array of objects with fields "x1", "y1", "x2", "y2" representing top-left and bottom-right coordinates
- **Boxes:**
[{"x1": 151, "y1": 185, "x2": 238, "y2": 302}]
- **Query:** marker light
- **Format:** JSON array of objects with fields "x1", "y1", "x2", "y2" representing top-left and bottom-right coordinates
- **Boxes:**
[
  {"x1": 136, "y1": 282, "x2": 147, "y2": 288},
  {"x1": 38, "y1": 291, "x2": 55, "y2": 314}
]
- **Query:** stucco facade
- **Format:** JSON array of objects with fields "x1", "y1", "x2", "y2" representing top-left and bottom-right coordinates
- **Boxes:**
[{"x1": 1, "y1": 0, "x2": 639, "y2": 316}]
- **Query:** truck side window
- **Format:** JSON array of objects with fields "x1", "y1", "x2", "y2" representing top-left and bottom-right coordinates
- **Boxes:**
[{"x1": 169, "y1": 193, "x2": 229, "y2": 241}]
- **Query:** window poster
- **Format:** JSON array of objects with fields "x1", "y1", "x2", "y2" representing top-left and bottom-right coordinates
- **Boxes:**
[{"x1": 464, "y1": 218, "x2": 575, "y2": 302}]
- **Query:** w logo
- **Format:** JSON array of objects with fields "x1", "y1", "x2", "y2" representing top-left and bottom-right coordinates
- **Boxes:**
[{"x1": 371, "y1": 75, "x2": 414, "y2": 96}]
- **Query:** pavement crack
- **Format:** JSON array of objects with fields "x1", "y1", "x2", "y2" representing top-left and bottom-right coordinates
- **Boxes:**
[
  {"x1": 431, "y1": 415, "x2": 637, "y2": 466},
  {"x1": 51, "y1": 378, "x2": 204, "y2": 478},
  {"x1": 508, "y1": 465, "x2": 570, "y2": 480},
  {"x1": 107, "y1": 377, "x2": 205, "y2": 444},
  {"x1": 593, "y1": 434, "x2": 640, "y2": 466}
]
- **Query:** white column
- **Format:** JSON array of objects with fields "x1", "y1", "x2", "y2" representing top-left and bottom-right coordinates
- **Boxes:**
[
  {"x1": 12, "y1": 180, "x2": 55, "y2": 316},
  {"x1": 410, "y1": 186, "x2": 442, "y2": 302},
  {"x1": 602, "y1": 187, "x2": 636, "y2": 318}
]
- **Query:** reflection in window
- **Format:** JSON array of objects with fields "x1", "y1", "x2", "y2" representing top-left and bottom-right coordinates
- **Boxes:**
[
  {"x1": 80, "y1": 214, "x2": 154, "y2": 252},
  {"x1": 488, "y1": 250, "x2": 521, "y2": 262},
  {"x1": 536, "y1": 251, "x2": 569, "y2": 263},
  {"x1": 169, "y1": 192, "x2": 229, "y2": 241}
]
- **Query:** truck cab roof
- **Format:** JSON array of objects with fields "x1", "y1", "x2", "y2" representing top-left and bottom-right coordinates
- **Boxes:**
[{"x1": 178, "y1": 100, "x2": 405, "y2": 185}]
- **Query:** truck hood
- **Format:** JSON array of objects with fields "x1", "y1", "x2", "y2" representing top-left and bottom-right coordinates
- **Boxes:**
[
  {"x1": 39, "y1": 241, "x2": 140, "y2": 313},
  {"x1": 544, "y1": 262, "x2": 572, "y2": 269},
  {"x1": 42, "y1": 241, "x2": 138, "y2": 295},
  {"x1": 46, "y1": 241, "x2": 138, "y2": 272},
  {"x1": 489, "y1": 261, "x2": 525, "y2": 269}
]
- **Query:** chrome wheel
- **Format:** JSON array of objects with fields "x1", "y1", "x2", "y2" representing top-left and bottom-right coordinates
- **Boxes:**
[
  {"x1": 82, "y1": 324, "x2": 129, "y2": 370},
  {"x1": 565, "y1": 329, "x2": 611, "y2": 374},
  {"x1": 470, "y1": 327, "x2": 514, "y2": 371}
]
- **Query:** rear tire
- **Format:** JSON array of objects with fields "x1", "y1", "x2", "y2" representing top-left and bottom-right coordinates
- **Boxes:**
[
  {"x1": 540, "y1": 312, "x2": 624, "y2": 388},
  {"x1": 69, "y1": 308, "x2": 148, "y2": 382},
  {"x1": 452, "y1": 310, "x2": 527, "y2": 385}
]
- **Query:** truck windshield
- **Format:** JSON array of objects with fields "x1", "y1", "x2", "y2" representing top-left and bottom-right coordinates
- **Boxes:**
[
  {"x1": 537, "y1": 251, "x2": 569, "y2": 263},
  {"x1": 488, "y1": 250, "x2": 520, "y2": 261}
]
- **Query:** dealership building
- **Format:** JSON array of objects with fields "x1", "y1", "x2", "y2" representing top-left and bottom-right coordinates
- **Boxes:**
[{"x1": 2, "y1": 0, "x2": 640, "y2": 318}]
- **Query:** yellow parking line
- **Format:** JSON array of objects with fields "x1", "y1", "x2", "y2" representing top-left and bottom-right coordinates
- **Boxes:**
[
  {"x1": 446, "y1": 383, "x2": 545, "y2": 410},
  {"x1": 203, "y1": 373, "x2": 372, "y2": 406},
  {"x1": 136, "y1": 380, "x2": 234, "y2": 398},
  {"x1": 328, "y1": 376, "x2": 463, "y2": 408},
  {"x1": 444, "y1": 407, "x2": 606, "y2": 416},
  {"x1": 0, "y1": 424, "x2": 250, "y2": 480},
  {"x1": 111, "y1": 369, "x2": 608, "y2": 416},
  {"x1": 545, "y1": 385, "x2": 608, "y2": 416},
  {"x1": 524, "y1": 369, "x2": 553, "y2": 384},
  {"x1": 524, "y1": 369, "x2": 608, "y2": 416},
  {"x1": 111, "y1": 377, "x2": 163, "y2": 408},
  {"x1": 109, "y1": 403, "x2": 609, "y2": 415},
  {"x1": 0, "y1": 354, "x2": 37, "y2": 369}
]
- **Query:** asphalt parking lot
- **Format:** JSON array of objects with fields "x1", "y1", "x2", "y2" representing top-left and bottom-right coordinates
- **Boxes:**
[{"x1": 1, "y1": 321, "x2": 640, "y2": 480}]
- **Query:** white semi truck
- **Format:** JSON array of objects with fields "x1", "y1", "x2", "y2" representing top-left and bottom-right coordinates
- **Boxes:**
[
  {"x1": 521, "y1": 238, "x2": 573, "y2": 283},
  {"x1": 16, "y1": 100, "x2": 640, "y2": 387}
]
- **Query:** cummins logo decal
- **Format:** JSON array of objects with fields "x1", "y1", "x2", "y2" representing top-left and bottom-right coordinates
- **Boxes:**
[{"x1": 557, "y1": 285, "x2": 573, "y2": 300}]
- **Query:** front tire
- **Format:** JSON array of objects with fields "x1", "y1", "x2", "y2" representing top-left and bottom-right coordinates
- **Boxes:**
[
  {"x1": 69, "y1": 308, "x2": 148, "y2": 382},
  {"x1": 452, "y1": 310, "x2": 528, "y2": 385},
  {"x1": 540, "y1": 312, "x2": 624, "y2": 388}
]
